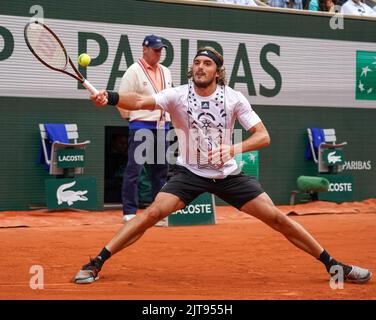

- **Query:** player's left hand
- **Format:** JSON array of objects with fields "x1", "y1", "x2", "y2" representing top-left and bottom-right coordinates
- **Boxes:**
[{"x1": 209, "y1": 144, "x2": 234, "y2": 164}]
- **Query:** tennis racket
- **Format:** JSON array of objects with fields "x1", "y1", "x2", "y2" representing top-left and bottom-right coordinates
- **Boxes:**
[{"x1": 24, "y1": 20, "x2": 98, "y2": 95}]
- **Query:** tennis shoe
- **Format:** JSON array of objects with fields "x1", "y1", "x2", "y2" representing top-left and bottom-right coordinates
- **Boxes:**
[
  {"x1": 344, "y1": 265, "x2": 372, "y2": 284},
  {"x1": 330, "y1": 264, "x2": 372, "y2": 284},
  {"x1": 74, "y1": 257, "x2": 102, "y2": 284}
]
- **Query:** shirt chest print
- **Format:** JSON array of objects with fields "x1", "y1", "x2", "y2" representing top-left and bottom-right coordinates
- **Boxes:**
[{"x1": 187, "y1": 84, "x2": 227, "y2": 169}]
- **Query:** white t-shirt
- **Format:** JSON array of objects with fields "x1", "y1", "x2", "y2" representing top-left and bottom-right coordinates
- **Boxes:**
[
  {"x1": 341, "y1": 0, "x2": 376, "y2": 16},
  {"x1": 153, "y1": 83, "x2": 261, "y2": 179}
]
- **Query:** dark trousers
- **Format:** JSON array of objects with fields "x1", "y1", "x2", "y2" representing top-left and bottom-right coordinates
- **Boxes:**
[{"x1": 122, "y1": 129, "x2": 169, "y2": 215}]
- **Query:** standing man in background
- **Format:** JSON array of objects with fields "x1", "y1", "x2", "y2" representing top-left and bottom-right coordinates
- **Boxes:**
[{"x1": 118, "y1": 34, "x2": 172, "y2": 222}]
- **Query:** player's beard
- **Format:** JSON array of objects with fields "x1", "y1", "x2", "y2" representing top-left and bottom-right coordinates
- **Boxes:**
[{"x1": 193, "y1": 73, "x2": 217, "y2": 88}]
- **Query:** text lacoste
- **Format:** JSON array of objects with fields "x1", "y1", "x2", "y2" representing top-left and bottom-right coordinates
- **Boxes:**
[
  {"x1": 328, "y1": 183, "x2": 352, "y2": 192},
  {"x1": 173, "y1": 204, "x2": 212, "y2": 215},
  {"x1": 58, "y1": 155, "x2": 84, "y2": 162}
]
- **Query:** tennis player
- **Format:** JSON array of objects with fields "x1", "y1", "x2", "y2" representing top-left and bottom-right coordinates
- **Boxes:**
[{"x1": 74, "y1": 47, "x2": 372, "y2": 285}]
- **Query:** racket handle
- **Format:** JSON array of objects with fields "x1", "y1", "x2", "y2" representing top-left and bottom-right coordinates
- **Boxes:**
[{"x1": 82, "y1": 79, "x2": 99, "y2": 95}]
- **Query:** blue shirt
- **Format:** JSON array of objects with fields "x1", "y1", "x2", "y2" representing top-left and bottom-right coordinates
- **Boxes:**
[
  {"x1": 268, "y1": 0, "x2": 303, "y2": 9},
  {"x1": 309, "y1": 0, "x2": 319, "y2": 10}
]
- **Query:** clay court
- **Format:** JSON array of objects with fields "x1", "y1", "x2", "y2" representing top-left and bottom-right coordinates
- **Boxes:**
[{"x1": 0, "y1": 200, "x2": 375, "y2": 300}]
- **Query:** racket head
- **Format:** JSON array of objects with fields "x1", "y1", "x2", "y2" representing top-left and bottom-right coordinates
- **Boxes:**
[{"x1": 24, "y1": 21, "x2": 83, "y2": 82}]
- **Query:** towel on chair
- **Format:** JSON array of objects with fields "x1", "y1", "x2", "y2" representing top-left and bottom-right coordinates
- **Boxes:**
[
  {"x1": 38, "y1": 124, "x2": 69, "y2": 171},
  {"x1": 305, "y1": 127, "x2": 325, "y2": 160}
]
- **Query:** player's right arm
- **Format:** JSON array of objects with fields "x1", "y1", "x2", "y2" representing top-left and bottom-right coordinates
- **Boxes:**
[{"x1": 91, "y1": 90, "x2": 158, "y2": 111}]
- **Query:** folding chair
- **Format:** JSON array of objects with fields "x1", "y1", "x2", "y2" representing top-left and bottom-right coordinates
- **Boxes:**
[
  {"x1": 39, "y1": 123, "x2": 90, "y2": 176},
  {"x1": 307, "y1": 128, "x2": 347, "y2": 173}
]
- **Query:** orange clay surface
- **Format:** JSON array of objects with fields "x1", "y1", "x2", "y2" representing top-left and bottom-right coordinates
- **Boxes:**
[{"x1": 0, "y1": 199, "x2": 375, "y2": 300}]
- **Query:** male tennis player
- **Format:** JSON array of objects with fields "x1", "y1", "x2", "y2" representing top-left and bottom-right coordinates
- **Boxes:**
[{"x1": 74, "y1": 47, "x2": 372, "y2": 285}]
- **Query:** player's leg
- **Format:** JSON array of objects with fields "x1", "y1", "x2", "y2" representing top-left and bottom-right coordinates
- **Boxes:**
[
  {"x1": 112, "y1": 165, "x2": 207, "y2": 254},
  {"x1": 74, "y1": 165, "x2": 209, "y2": 284},
  {"x1": 74, "y1": 192, "x2": 185, "y2": 284},
  {"x1": 240, "y1": 193, "x2": 372, "y2": 284},
  {"x1": 240, "y1": 192, "x2": 323, "y2": 257},
  {"x1": 215, "y1": 176, "x2": 323, "y2": 257},
  {"x1": 107, "y1": 192, "x2": 185, "y2": 254},
  {"x1": 215, "y1": 174, "x2": 372, "y2": 284}
]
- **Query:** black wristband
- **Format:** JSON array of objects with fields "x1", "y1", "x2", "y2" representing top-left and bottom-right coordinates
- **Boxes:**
[{"x1": 107, "y1": 91, "x2": 119, "y2": 106}]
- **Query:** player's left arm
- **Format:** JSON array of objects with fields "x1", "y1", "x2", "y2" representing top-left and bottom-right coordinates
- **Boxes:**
[
  {"x1": 210, "y1": 122, "x2": 270, "y2": 163},
  {"x1": 215, "y1": 91, "x2": 271, "y2": 161},
  {"x1": 234, "y1": 122, "x2": 271, "y2": 154}
]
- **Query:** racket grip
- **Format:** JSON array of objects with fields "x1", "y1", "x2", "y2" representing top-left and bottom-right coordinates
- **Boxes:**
[{"x1": 82, "y1": 79, "x2": 99, "y2": 95}]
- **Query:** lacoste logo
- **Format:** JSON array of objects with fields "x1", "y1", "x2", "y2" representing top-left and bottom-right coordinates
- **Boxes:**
[
  {"x1": 328, "y1": 151, "x2": 342, "y2": 164},
  {"x1": 57, "y1": 181, "x2": 88, "y2": 206}
]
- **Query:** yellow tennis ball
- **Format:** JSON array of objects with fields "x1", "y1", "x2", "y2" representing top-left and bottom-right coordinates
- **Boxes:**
[{"x1": 78, "y1": 53, "x2": 91, "y2": 67}]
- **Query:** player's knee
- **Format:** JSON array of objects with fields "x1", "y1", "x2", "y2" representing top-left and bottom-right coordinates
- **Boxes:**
[
  {"x1": 144, "y1": 206, "x2": 163, "y2": 225},
  {"x1": 272, "y1": 213, "x2": 293, "y2": 233}
]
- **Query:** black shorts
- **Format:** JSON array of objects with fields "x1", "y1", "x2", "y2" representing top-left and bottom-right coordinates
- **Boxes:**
[{"x1": 160, "y1": 165, "x2": 264, "y2": 209}]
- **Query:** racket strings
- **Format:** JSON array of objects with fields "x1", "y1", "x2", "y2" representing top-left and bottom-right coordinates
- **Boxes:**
[{"x1": 26, "y1": 24, "x2": 67, "y2": 70}]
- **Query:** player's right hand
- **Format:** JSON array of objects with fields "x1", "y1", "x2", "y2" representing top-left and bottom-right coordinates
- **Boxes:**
[{"x1": 91, "y1": 90, "x2": 108, "y2": 107}]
